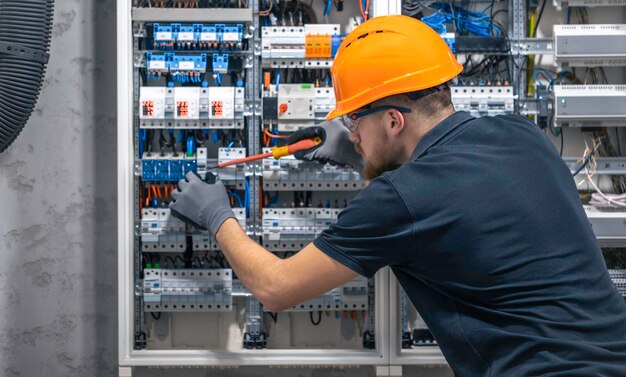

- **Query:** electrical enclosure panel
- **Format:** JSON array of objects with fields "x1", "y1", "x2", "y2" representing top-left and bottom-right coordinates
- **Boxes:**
[
  {"x1": 554, "y1": 85, "x2": 626, "y2": 127},
  {"x1": 451, "y1": 86, "x2": 514, "y2": 117},
  {"x1": 143, "y1": 268, "x2": 233, "y2": 312},
  {"x1": 554, "y1": 24, "x2": 626, "y2": 66}
]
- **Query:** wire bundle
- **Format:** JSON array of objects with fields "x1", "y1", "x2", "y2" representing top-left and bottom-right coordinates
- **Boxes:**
[{"x1": 420, "y1": 2, "x2": 501, "y2": 37}]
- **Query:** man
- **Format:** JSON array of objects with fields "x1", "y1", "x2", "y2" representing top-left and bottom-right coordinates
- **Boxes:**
[{"x1": 170, "y1": 15, "x2": 626, "y2": 376}]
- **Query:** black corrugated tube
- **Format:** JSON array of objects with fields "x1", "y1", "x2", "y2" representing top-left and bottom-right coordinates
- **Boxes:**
[{"x1": 0, "y1": 0, "x2": 54, "y2": 153}]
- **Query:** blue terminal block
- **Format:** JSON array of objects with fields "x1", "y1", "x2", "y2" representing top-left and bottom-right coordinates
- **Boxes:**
[
  {"x1": 199, "y1": 25, "x2": 219, "y2": 49},
  {"x1": 153, "y1": 23, "x2": 174, "y2": 48},
  {"x1": 184, "y1": 159, "x2": 197, "y2": 175},
  {"x1": 142, "y1": 154, "x2": 198, "y2": 182},
  {"x1": 169, "y1": 159, "x2": 185, "y2": 181},
  {"x1": 146, "y1": 52, "x2": 169, "y2": 71},
  {"x1": 176, "y1": 24, "x2": 197, "y2": 46},
  {"x1": 170, "y1": 53, "x2": 208, "y2": 72},
  {"x1": 155, "y1": 159, "x2": 170, "y2": 181},
  {"x1": 212, "y1": 54, "x2": 229, "y2": 74},
  {"x1": 223, "y1": 24, "x2": 244, "y2": 47},
  {"x1": 142, "y1": 159, "x2": 157, "y2": 181}
]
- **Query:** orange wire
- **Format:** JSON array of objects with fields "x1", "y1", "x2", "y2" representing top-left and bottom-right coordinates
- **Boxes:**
[
  {"x1": 145, "y1": 183, "x2": 151, "y2": 207},
  {"x1": 264, "y1": 129, "x2": 290, "y2": 139}
]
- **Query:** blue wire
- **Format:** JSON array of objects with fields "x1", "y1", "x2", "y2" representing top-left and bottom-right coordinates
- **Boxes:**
[
  {"x1": 227, "y1": 141, "x2": 235, "y2": 148},
  {"x1": 228, "y1": 192, "x2": 244, "y2": 208},
  {"x1": 244, "y1": 178, "x2": 250, "y2": 217},
  {"x1": 421, "y1": 2, "x2": 500, "y2": 37},
  {"x1": 533, "y1": 68, "x2": 555, "y2": 89},
  {"x1": 275, "y1": 71, "x2": 280, "y2": 90}
]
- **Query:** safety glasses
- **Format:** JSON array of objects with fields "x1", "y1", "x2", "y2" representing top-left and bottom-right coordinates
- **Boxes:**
[{"x1": 340, "y1": 105, "x2": 412, "y2": 132}]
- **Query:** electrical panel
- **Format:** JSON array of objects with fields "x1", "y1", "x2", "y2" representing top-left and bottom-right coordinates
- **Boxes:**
[
  {"x1": 119, "y1": 0, "x2": 390, "y2": 372},
  {"x1": 120, "y1": 0, "x2": 626, "y2": 374}
]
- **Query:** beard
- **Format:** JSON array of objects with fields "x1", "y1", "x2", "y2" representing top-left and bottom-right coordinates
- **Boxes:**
[{"x1": 355, "y1": 138, "x2": 401, "y2": 181}]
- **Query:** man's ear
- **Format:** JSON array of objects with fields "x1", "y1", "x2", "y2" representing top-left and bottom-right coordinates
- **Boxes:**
[{"x1": 386, "y1": 109, "x2": 406, "y2": 137}]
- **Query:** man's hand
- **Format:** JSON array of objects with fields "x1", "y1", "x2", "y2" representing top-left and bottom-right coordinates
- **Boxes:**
[
  {"x1": 169, "y1": 172, "x2": 235, "y2": 235},
  {"x1": 287, "y1": 119, "x2": 363, "y2": 171}
]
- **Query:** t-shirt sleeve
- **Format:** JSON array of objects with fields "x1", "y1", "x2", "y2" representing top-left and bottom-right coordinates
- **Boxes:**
[{"x1": 313, "y1": 175, "x2": 415, "y2": 278}]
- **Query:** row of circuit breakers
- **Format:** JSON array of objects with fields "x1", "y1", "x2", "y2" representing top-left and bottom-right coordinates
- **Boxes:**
[{"x1": 140, "y1": 23, "x2": 626, "y2": 129}]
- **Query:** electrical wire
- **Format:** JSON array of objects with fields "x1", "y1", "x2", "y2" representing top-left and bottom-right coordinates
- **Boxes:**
[{"x1": 309, "y1": 311, "x2": 322, "y2": 326}]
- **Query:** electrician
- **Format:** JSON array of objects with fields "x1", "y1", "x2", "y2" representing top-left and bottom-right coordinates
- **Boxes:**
[{"x1": 170, "y1": 15, "x2": 626, "y2": 376}]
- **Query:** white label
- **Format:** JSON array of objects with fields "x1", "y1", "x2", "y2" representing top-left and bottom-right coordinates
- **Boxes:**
[
  {"x1": 149, "y1": 60, "x2": 166, "y2": 70},
  {"x1": 201, "y1": 32, "x2": 218, "y2": 41},
  {"x1": 155, "y1": 32, "x2": 172, "y2": 41},
  {"x1": 223, "y1": 32, "x2": 239, "y2": 42},
  {"x1": 178, "y1": 61, "x2": 195, "y2": 70},
  {"x1": 178, "y1": 32, "x2": 194, "y2": 41}
]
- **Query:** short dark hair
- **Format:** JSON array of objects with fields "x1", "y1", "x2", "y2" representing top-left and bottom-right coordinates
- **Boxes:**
[{"x1": 370, "y1": 81, "x2": 453, "y2": 118}]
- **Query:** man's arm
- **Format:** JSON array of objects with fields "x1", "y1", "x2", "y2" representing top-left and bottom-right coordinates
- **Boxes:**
[{"x1": 216, "y1": 218, "x2": 358, "y2": 312}]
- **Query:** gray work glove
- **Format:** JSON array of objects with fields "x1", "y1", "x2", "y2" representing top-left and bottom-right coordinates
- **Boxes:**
[
  {"x1": 286, "y1": 119, "x2": 364, "y2": 171},
  {"x1": 169, "y1": 172, "x2": 235, "y2": 236}
]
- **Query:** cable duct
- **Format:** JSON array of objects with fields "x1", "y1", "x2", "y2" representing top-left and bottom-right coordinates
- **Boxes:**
[{"x1": 0, "y1": 0, "x2": 54, "y2": 153}]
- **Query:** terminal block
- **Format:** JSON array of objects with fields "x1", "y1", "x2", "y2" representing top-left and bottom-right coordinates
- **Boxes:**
[
  {"x1": 261, "y1": 149, "x2": 364, "y2": 191},
  {"x1": 451, "y1": 86, "x2": 514, "y2": 117},
  {"x1": 141, "y1": 152, "x2": 197, "y2": 182},
  {"x1": 141, "y1": 208, "x2": 186, "y2": 252},
  {"x1": 143, "y1": 268, "x2": 233, "y2": 312},
  {"x1": 139, "y1": 86, "x2": 244, "y2": 129},
  {"x1": 152, "y1": 23, "x2": 244, "y2": 50},
  {"x1": 262, "y1": 208, "x2": 341, "y2": 251},
  {"x1": 266, "y1": 277, "x2": 368, "y2": 312},
  {"x1": 192, "y1": 208, "x2": 246, "y2": 251}
]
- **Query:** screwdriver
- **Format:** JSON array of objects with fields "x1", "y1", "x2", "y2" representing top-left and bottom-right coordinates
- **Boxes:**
[{"x1": 206, "y1": 137, "x2": 322, "y2": 170}]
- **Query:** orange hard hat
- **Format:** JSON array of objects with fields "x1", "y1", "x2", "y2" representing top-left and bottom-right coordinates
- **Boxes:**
[{"x1": 326, "y1": 15, "x2": 463, "y2": 120}]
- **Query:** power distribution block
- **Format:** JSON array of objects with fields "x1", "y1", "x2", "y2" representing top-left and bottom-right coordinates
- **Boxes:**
[
  {"x1": 554, "y1": 24, "x2": 626, "y2": 66},
  {"x1": 261, "y1": 148, "x2": 365, "y2": 191},
  {"x1": 451, "y1": 86, "x2": 514, "y2": 117},
  {"x1": 152, "y1": 23, "x2": 244, "y2": 50},
  {"x1": 192, "y1": 208, "x2": 246, "y2": 251},
  {"x1": 262, "y1": 208, "x2": 342, "y2": 251},
  {"x1": 141, "y1": 208, "x2": 187, "y2": 252},
  {"x1": 143, "y1": 268, "x2": 233, "y2": 312},
  {"x1": 266, "y1": 277, "x2": 369, "y2": 312},
  {"x1": 141, "y1": 152, "x2": 197, "y2": 182},
  {"x1": 554, "y1": 85, "x2": 626, "y2": 127},
  {"x1": 140, "y1": 86, "x2": 244, "y2": 129}
]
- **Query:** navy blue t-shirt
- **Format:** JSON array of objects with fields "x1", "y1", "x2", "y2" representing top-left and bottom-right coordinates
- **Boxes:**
[{"x1": 314, "y1": 111, "x2": 626, "y2": 377}]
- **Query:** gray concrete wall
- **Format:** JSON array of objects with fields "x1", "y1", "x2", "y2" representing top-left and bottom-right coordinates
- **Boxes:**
[{"x1": 0, "y1": 1, "x2": 452, "y2": 376}]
